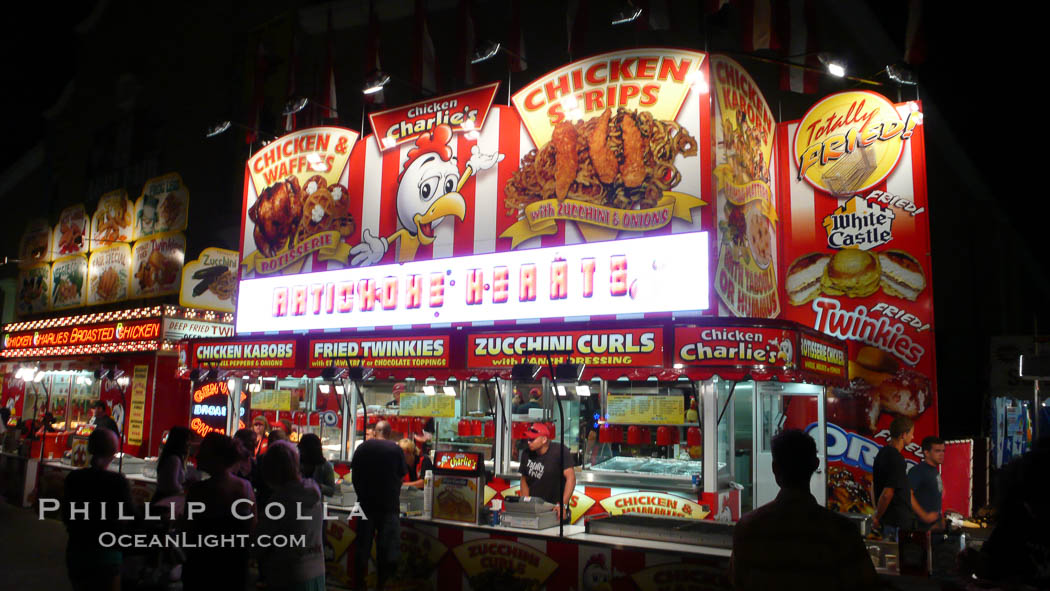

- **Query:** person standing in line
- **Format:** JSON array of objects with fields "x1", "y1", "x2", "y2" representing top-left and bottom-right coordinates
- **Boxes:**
[
  {"x1": 298, "y1": 433, "x2": 336, "y2": 497},
  {"x1": 908, "y1": 436, "x2": 946, "y2": 532},
  {"x1": 872, "y1": 417, "x2": 939, "y2": 540},
  {"x1": 350, "y1": 420, "x2": 407, "y2": 591},
  {"x1": 154, "y1": 426, "x2": 192, "y2": 501},
  {"x1": 256, "y1": 440, "x2": 326, "y2": 591},
  {"x1": 62, "y1": 428, "x2": 133, "y2": 591},
  {"x1": 251, "y1": 415, "x2": 269, "y2": 457},
  {"x1": 232, "y1": 428, "x2": 258, "y2": 481},
  {"x1": 729, "y1": 429, "x2": 877, "y2": 590},
  {"x1": 518, "y1": 423, "x2": 575, "y2": 521},
  {"x1": 181, "y1": 433, "x2": 256, "y2": 591}
]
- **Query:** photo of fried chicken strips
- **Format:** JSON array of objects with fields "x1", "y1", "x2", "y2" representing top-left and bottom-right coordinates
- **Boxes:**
[{"x1": 506, "y1": 108, "x2": 697, "y2": 212}]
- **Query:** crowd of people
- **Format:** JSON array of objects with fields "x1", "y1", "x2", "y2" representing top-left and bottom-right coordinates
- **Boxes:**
[{"x1": 58, "y1": 417, "x2": 339, "y2": 591}]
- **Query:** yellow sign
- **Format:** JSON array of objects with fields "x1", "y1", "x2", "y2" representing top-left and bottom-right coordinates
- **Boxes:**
[
  {"x1": 180, "y1": 247, "x2": 239, "y2": 312},
  {"x1": 598, "y1": 491, "x2": 708, "y2": 520},
  {"x1": 452, "y1": 538, "x2": 558, "y2": 584},
  {"x1": 126, "y1": 365, "x2": 149, "y2": 446},
  {"x1": 513, "y1": 48, "x2": 706, "y2": 147},
  {"x1": 568, "y1": 491, "x2": 596, "y2": 524},
  {"x1": 500, "y1": 193, "x2": 704, "y2": 248},
  {"x1": 793, "y1": 90, "x2": 920, "y2": 196},
  {"x1": 251, "y1": 389, "x2": 295, "y2": 411},
  {"x1": 399, "y1": 393, "x2": 455, "y2": 418},
  {"x1": 606, "y1": 394, "x2": 684, "y2": 425}
]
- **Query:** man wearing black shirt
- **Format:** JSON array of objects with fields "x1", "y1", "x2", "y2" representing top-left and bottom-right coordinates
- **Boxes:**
[
  {"x1": 351, "y1": 420, "x2": 406, "y2": 590},
  {"x1": 518, "y1": 423, "x2": 575, "y2": 520},
  {"x1": 89, "y1": 401, "x2": 120, "y2": 435},
  {"x1": 909, "y1": 436, "x2": 945, "y2": 531},
  {"x1": 872, "y1": 417, "x2": 938, "y2": 540}
]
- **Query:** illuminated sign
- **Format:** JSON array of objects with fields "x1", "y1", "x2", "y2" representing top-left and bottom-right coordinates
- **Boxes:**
[
  {"x1": 468, "y1": 328, "x2": 663, "y2": 367},
  {"x1": 2, "y1": 318, "x2": 162, "y2": 358},
  {"x1": 162, "y1": 318, "x2": 235, "y2": 341},
  {"x1": 308, "y1": 336, "x2": 449, "y2": 368},
  {"x1": 190, "y1": 380, "x2": 231, "y2": 437},
  {"x1": 190, "y1": 340, "x2": 297, "y2": 369},
  {"x1": 434, "y1": 451, "x2": 482, "y2": 474},
  {"x1": 798, "y1": 334, "x2": 847, "y2": 378},
  {"x1": 673, "y1": 326, "x2": 795, "y2": 367},
  {"x1": 369, "y1": 82, "x2": 499, "y2": 151},
  {"x1": 236, "y1": 232, "x2": 709, "y2": 334}
]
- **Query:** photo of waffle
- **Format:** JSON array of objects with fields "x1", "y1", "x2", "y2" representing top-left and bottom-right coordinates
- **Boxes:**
[
  {"x1": 785, "y1": 249, "x2": 927, "y2": 304},
  {"x1": 504, "y1": 108, "x2": 698, "y2": 213},
  {"x1": 249, "y1": 174, "x2": 356, "y2": 259}
]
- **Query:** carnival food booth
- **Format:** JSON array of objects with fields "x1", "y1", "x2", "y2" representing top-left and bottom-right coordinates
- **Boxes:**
[
  {"x1": 215, "y1": 40, "x2": 936, "y2": 587},
  {"x1": 0, "y1": 304, "x2": 233, "y2": 506}
]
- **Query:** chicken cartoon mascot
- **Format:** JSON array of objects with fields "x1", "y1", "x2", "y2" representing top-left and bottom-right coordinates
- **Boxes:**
[{"x1": 350, "y1": 124, "x2": 503, "y2": 266}]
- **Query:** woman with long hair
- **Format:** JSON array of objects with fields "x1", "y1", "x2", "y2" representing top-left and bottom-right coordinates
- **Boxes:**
[{"x1": 154, "y1": 425, "x2": 192, "y2": 501}]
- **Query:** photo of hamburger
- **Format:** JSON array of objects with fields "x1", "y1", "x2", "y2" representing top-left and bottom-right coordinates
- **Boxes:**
[
  {"x1": 786, "y1": 252, "x2": 829, "y2": 306},
  {"x1": 878, "y1": 250, "x2": 926, "y2": 301},
  {"x1": 820, "y1": 249, "x2": 880, "y2": 298}
]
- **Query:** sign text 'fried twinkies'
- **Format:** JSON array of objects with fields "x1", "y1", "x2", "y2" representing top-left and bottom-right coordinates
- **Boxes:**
[
  {"x1": 308, "y1": 336, "x2": 449, "y2": 368},
  {"x1": 235, "y1": 232, "x2": 708, "y2": 334}
]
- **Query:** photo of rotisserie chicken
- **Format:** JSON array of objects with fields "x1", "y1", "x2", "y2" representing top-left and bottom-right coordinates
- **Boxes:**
[{"x1": 248, "y1": 176, "x2": 304, "y2": 257}]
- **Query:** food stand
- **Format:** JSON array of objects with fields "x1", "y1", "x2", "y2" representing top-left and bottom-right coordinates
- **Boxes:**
[
  {"x1": 0, "y1": 305, "x2": 233, "y2": 505},
  {"x1": 213, "y1": 42, "x2": 934, "y2": 588}
]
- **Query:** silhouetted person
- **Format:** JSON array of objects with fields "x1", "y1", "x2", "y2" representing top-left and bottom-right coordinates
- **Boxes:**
[
  {"x1": 730, "y1": 429, "x2": 877, "y2": 590},
  {"x1": 959, "y1": 437, "x2": 1050, "y2": 586},
  {"x1": 872, "y1": 417, "x2": 937, "y2": 540},
  {"x1": 351, "y1": 420, "x2": 406, "y2": 590},
  {"x1": 256, "y1": 440, "x2": 326, "y2": 590},
  {"x1": 62, "y1": 428, "x2": 133, "y2": 591},
  {"x1": 154, "y1": 426, "x2": 192, "y2": 501},
  {"x1": 298, "y1": 433, "x2": 336, "y2": 496},
  {"x1": 182, "y1": 433, "x2": 255, "y2": 591},
  {"x1": 232, "y1": 428, "x2": 257, "y2": 481},
  {"x1": 267, "y1": 428, "x2": 288, "y2": 445}
]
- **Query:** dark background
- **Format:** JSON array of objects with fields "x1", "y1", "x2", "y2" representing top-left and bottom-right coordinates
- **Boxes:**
[{"x1": 0, "y1": 0, "x2": 1043, "y2": 442}]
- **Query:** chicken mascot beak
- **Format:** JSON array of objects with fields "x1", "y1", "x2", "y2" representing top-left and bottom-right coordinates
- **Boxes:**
[{"x1": 414, "y1": 192, "x2": 466, "y2": 245}]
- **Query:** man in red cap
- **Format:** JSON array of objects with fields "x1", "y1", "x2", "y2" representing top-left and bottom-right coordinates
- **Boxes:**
[
  {"x1": 386, "y1": 382, "x2": 406, "y2": 408},
  {"x1": 518, "y1": 423, "x2": 575, "y2": 521},
  {"x1": 515, "y1": 388, "x2": 542, "y2": 414}
]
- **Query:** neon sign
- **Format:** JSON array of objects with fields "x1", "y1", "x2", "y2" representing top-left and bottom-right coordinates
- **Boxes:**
[{"x1": 236, "y1": 232, "x2": 709, "y2": 334}]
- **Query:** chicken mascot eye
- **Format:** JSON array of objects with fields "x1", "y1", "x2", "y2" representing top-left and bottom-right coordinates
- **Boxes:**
[
  {"x1": 420, "y1": 177, "x2": 440, "y2": 201},
  {"x1": 444, "y1": 177, "x2": 456, "y2": 193}
]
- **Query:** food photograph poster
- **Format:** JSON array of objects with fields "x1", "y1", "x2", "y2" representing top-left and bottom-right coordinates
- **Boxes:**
[{"x1": 776, "y1": 91, "x2": 934, "y2": 513}]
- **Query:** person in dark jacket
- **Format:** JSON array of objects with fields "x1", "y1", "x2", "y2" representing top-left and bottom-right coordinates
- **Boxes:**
[
  {"x1": 62, "y1": 428, "x2": 133, "y2": 591},
  {"x1": 298, "y1": 433, "x2": 336, "y2": 497},
  {"x1": 351, "y1": 420, "x2": 406, "y2": 590}
]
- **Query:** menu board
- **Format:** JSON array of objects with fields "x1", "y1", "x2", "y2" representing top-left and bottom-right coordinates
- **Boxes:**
[
  {"x1": 87, "y1": 243, "x2": 132, "y2": 305},
  {"x1": 91, "y1": 189, "x2": 133, "y2": 246},
  {"x1": 711, "y1": 55, "x2": 779, "y2": 319},
  {"x1": 606, "y1": 394, "x2": 684, "y2": 425},
  {"x1": 130, "y1": 232, "x2": 186, "y2": 298},
  {"x1": 179, "y1": 247, "x2": 239, "y2": 313},
  {"x1": 52, "y1": 204, "x2": 90, "y2": 258},
  {"x1": 190, "y1": 340, "x2": 297, "y2": 369},
  {"x1": 134, "y1": 172, "x2": 189, "y2": 239},
  {"x1": 126, "y1": 365, "x2": 149, "y2": 446},
  {"x1": 251, "y1": 389, "x2": 296, "y2": 411},
  {"x1": 16, "y1": 263, "x2": 51, "y2": 316},
  {"x1": 18, "y1": 219, "x2": 52, "y2": 268},
  {"x1": 399, "y1": 393, "x2": 456, "y2": 418},
  {"x1": 308, "y1": 336, "x2": 450, "y2": 369},
  {"x1": 50, "y1": 255, "x2": 89, "y2": 310}
]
